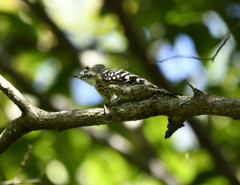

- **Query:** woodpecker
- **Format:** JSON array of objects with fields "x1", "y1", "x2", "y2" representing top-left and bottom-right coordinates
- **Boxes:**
[{"x1": 72, "y1": 64, "x2": 180, "y2": 105}]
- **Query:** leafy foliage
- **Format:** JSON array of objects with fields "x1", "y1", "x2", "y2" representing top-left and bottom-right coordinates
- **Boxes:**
[{"x1": 0, "y1": 0, "x2": 240, "y2": 184}]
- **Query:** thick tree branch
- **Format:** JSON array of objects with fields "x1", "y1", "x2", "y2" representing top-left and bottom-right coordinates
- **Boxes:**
[{"x1": 1, "y1": 75, "x2": 240, "y2": 154}]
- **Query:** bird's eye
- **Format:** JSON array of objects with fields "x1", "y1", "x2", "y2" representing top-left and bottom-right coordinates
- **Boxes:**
[{"x1": 85, "y1": 66, "x2": 90, "y2": 70}]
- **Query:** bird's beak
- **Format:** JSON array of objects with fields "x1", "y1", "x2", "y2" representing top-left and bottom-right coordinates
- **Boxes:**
[{"x1": 71, "y1": 75, "x2": 79, "y2": 78}]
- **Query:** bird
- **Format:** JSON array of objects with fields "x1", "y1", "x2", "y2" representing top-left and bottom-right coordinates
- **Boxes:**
[{"x1": 72, "y1": 64, "x2": 181, "y2": 106}]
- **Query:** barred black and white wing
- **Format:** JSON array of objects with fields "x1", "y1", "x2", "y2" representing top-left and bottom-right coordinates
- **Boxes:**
[
  {"x1": 101, "y1": 68, "x2": 155, "y2": 87},
  {"x1": 100, "y1": 68, "x2": 180, "y2": 97}
]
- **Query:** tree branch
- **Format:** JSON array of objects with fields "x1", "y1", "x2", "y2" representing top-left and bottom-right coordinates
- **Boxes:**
[{"x1": 1, "y1": 74, "x2": 240, "y2": 153}]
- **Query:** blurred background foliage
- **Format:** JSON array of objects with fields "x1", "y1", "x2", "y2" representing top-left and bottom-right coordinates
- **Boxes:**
[{"x1": 0, "y1": 0, "x2": 240, "y2": 184}]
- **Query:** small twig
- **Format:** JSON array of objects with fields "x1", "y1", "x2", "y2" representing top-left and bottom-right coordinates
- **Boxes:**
[
  {"x1": 0, "y1": 178, "x2": 42, "y2": 185},
  {"x1": 0, "y1": 145, "x2": 50, "y2": 185},
  {"x1": 211, "y1": 34, "x2": 230, "y2": 62},
  {"x1": 14, "y1": 144, "x2": 33, "y2": 181},
  {"x1": 38, "y1": 158, "x2": 52, "y2": 179},
  {"x1": 149, "y1": 21, "x2": 240, "y2": 63},
  {"x1": 148, "y1": 55, "x2": 213, "y2": 63},
  {"x1": 186, "y1": 82, "x2": 203, "y2": 97}
]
